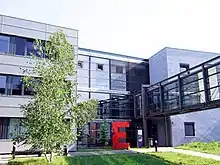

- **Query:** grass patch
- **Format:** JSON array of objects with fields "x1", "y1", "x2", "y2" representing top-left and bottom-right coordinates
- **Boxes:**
[
  {"x1": 177, "y1": 141, "x2": 220, "y2": 155},
  {"x1": 9, "y1": 152, "x2": 220, "y2": 165}
]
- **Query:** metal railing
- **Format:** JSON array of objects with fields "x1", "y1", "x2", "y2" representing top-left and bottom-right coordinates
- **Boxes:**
[{"x1": 143, "y1": 55, "x2": 220, "y2": 116}]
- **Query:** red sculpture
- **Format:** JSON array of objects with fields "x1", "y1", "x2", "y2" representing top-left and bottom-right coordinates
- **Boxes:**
[{"x1": 112, "y1": 121, "x2": 130, "y2": 149}]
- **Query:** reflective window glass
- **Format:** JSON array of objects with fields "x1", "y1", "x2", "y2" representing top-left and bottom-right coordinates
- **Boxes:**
[
  {"x1": 0, "y1": 35, "x2": 10, "y2": 54},
  {"x1": 0, "y1": 75, "x2": 6, "y2": 94},
  {"x1": 24, "y1": 84, "x2": 33, "y2": 95},
  {"x1": 11, "y1": 76, "x2": 22, "y2": 95},
  {"x1": 184, "y1": 122, "x2": 195, "y2": 136},
  {"x1": 26, "y1": 40, "x2": 34, "y2": 56},
  {"x1": 13, "y1": 37, "x2": 26, "y2": 56}
]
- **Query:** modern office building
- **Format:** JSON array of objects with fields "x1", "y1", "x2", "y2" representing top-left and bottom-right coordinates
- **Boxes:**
[
  {"x1": 0, "y1": 14, "x2": 78, "y2": 153},
  {"x1": 0, "y1": 14, "x2": 149, "y2": 152},
  {"x1": 1, "y1": 14, "x2": 220, "y2": 153}
]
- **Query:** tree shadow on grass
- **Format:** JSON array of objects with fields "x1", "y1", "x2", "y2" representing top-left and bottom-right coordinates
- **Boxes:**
[{"x1": 64, "y1": 153, "x2": 180, "y2": 165}]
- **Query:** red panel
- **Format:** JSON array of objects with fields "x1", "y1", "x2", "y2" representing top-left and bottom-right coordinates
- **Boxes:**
[{"x1": 112, "y1": 121, "x2": 130, "y2": 149}]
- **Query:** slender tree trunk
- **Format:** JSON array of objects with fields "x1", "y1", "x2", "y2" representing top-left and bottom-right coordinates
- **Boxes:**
[
  {"x1": 49, "y1": 152, "x2": 54, "y2": 163},
  {"x1": 44, "y1": 153, "x2": 49, "y2": 163}
]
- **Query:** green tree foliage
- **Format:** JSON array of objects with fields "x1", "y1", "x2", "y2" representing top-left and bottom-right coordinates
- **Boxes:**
[
  {"x1": 20, "y1": 31, "x2": 98, "y2": 162},
  {"x1": 100, "y1": 120, "x2": 109, "y2": 146}
]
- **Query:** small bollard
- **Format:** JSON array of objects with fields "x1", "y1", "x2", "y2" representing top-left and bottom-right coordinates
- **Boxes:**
[
  {"x1": 12, "y1": 141, "x2": 16, "y2": 159},
  {"x1": 154, "y1": 140, "x2": 158, "y2": 152},
  {"x1": 63, "y1": 145, "x2": 68, "y2": 156}
]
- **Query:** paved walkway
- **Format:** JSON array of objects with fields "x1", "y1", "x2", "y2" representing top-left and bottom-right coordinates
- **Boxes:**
[{"x1": 131, "y1": 147, "x2": 220, "y2": 161}]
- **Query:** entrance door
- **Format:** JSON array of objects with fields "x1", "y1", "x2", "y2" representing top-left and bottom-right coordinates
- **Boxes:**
[
  {"x1": 152, "y1": 124, "x2": 158, "y2": 141},
  {"x1": 148, "y1": 123, "x2": 158, "y2": 146}
]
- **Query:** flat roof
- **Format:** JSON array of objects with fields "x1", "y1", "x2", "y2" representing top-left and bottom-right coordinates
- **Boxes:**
[
  {"x1": 79, "y1": 47, "x2": 148, "y2": 61},
  {"x1": 0, "y1": 14, "x2": 78, "y2": 32}
]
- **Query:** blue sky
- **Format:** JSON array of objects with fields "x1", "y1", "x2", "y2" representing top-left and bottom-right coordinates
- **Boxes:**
[{"x1": 1, "y1": 0, "x2": 220, "y2": 58}]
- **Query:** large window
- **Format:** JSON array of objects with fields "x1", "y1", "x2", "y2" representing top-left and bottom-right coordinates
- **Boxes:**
[
  {"x1": 0, "y1": 35, "x2": 10, "y2": 54},
  {"x1": 11, "y1": 76, "x2": 22, "y2": 95},
  {"x1": 0, "y1": 75, "x2": 6, "y2": 94},
  {"x1": 0, "y1": 118, "x2": 9, "y2": 139},
  {"x1": 26, "y1": 39, "x2": 34, "y2": 56},
  {"x1": 91, "y1": 93, "x2": 110, "y2": 118},
  {"x1": 12, "y1": 37, "x2": 26, "y2": 56},
  {"x1": 24, "y1": 84, "x2": 33, "y2": 95},
  {"x1": 0, "y1": 75, "x2": 24, "y2": 96},
  {"x1": 184, "y1": 122, "x2": 195, "y2": 136},
  {"x1": 0, "y1": 34, "x2": 45, "y2": 57},
  {"x1": 91, "y1": 57, "x2": 109, "y2": 90}
]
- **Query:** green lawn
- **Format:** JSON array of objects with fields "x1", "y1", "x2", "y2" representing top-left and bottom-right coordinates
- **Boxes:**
[
  {"x1": 177, "y1": 141, "x2": 220, "y2": 155},
  {"x1": 9, "y1": 152, "x2": 220, "y2": 165}
]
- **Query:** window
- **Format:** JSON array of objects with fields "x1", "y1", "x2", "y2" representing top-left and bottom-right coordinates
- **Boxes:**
[
  {"x1": 26, "y1": 39, "x2": 34, "y2": 56},
  {"x1": 0, "y1": 118, "x2": 9, "y2": 139},
  {"x1": 0, "y1": 35, "x2": 10, "y2": 54},
  {"x1": 8, "y1": 76, "x2": 22, "y2": 95},
  {"x1": 12, "y1": 37, "x2": 26, "y2": 56},
  {"x1": 24, "y1": 84, "x2": 34, "y2": 95},
  {"x1": 184, "y1": 122, "x2": 195, "y2": 136},
  {"x1": 78, "y1": 61, "x2": 83, "y2": 68},
  {"x1": 116, "y1": 66, "x2": 123, "y2": 74},
  {"x1": 0, "y1": 75, "x2": 6, "y2": 94},
  {"x1": 180, "y1": 63, "x2": 190, "y2": 72},
  {"x1": 97, "y1": 64, "x2": 104, "y2": 71}
]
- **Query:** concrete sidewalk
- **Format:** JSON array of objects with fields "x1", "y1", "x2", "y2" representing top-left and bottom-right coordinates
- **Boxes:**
[{"x1": 131, "y1": 147, "x2": 220, "y2": 161}]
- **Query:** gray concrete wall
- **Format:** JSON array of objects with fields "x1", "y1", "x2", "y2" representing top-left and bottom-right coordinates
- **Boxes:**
[
  {"x1": 171, "y1": 109, "x2": 220, "y2": 146},
  {"x1": 149, "y1": 48, "x2": 168, "y2": 84}
]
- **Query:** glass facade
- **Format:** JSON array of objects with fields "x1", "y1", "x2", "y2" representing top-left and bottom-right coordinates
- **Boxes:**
[
  {"x1": 77, "y1": 54, "x2": 149, "y2": 94},
  {"x1": 77, "y1": 53, "x2": 149, "y2": 120}
]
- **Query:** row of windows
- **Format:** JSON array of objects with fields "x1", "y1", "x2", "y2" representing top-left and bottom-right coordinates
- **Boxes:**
[
  {"x1": 0, "y1": 34, "x2": 41, "y2": 57},
  {"x1": 0, "y1": 75, "x2": 33, "y2": 96}
]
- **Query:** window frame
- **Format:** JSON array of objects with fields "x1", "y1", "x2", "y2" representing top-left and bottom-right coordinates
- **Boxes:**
[{"x1": 184, "y1": 122, "x2": 195, "y2": 137}]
